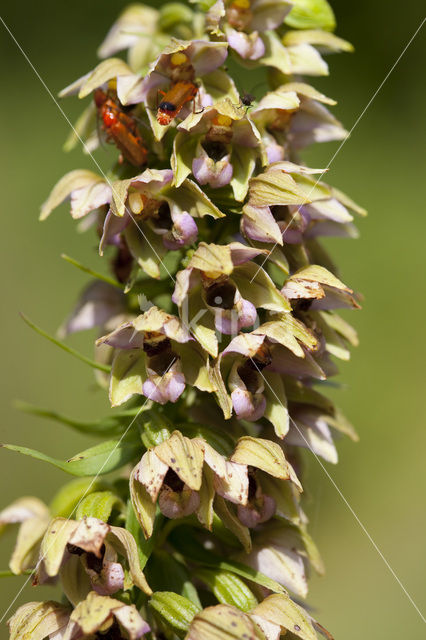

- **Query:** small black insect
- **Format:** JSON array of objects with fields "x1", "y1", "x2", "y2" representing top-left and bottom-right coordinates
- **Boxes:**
[{"x1": 240, "y1": 92, "x2": 256, "y2": 107}]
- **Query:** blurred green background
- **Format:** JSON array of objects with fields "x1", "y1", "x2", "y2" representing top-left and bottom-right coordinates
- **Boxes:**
[{"x1": 0, "y1": 1, "x2": 424, "y2": 638}]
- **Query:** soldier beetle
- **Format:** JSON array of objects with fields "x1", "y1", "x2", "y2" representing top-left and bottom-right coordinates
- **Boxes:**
[
  {"x1": 154, "y1": 51, "x2": 199, "y2": 126},
  {"x1": 94, "y1": 88, "x2": 148, "y2": 167},
  {"x1": 156, "y1": 80, "x2": 199, "y2": 126}
]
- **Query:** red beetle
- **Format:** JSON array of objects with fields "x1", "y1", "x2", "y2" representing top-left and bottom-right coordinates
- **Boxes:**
[{"x1": 94, "y1": 88, "x2": 148, "y2": 167}]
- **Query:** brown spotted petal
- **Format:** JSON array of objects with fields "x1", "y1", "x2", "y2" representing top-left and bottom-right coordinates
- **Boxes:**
[
  {"x1": 62, "y1": 591, "x2": 150, "y2": 640},
  {"x1": 250, "y1": 593, "x2": 318, "y2": 640},
  {"x1": 231, "y1": 436, "x2": 302, "y2": 491},
  {"x1": 133, "y1": 433, "x2": 205, "y2": 522},
  {"x1": 282, "y1": 265, "x2": 358, "y2": 310},
  {"x1": 186, "y1": 603, "x2": 265, "y2": 640},
  {"x1": 8, "y1": 601, "x2": 71, "y2": 640},
  {"x1": 0, "y1": 497, "x2": 50, "y2": 575},
  {"x1": 68, "y1": 517, "x2": 110, "y2": 557},
  {"x1": 135, "y1": 449, "x2": 169, "y2": 502},
  {"x1": 199, "y1": 440, "x2": 249, "y2": 505}
]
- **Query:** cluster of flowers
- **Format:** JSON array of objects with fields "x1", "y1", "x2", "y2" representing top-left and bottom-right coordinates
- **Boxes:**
[{"x1": 2, "y1": 1, "x2": 365, "y2": 639}]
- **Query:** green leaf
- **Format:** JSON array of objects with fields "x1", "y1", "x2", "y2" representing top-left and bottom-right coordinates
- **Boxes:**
[
  {"x1": 20, "y1": 313, "x2": 110, "y2": 373},
  {"x1": 15, "y1": 401, "x2": 134, "y2": 437},
  {"x1": 75, "y1": 490, "x2": 124, "y2": 521},
  {"x1": 149, "y1": 591, "x2": 201, "y2": 636},
  {"x1": 285, "y1": 0, "x2": 336, "y2": 31},
  {"x1": 196, "y1": 568, "x2": 257, "y2": 611},
  {"x1": 61, "y1": 254, "x2": 124, "y2": 289},
  {"x1": 49, "y1": 477, "x2": 108, "y2": 517},
  {"x1": 2, "y1": 437, "x2": 140, "y2": 477}
]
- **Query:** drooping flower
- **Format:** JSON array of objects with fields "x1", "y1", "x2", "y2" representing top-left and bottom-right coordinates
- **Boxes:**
[
  {"x1": 8, "y1": 601, "x2": 71, "y2": 640},
  {"x1": 41, "y1": 168, "x2": 223, "y2": 279},
  {"x1": 58, "y1": 281, "x2": 128, "y2": 338},
  {"x1": 130, "y1": 430, "x2": 300, "y2": 538},
  {"x1": 206, "y1": 0, "x2": 293, "y2": 61},
  {"x1": 214, "y1": 314, "x2": 320, "y2": 434},
  {"x1": 241, "y1": 160, "x2": 365, "y2": 247},
  {"x1": 62, "y1": 591, "x2": 150, "y2": 640},
  {"x1": 173, "y1": 98, "x2": 261, "y2": 199},
  {"x1": 97, "y1": 305, "x2": 216, "y2": 406},
  {"x1": 35, "y1": 516, "x2": 151, "y2": 601},
  {"x1": 98, "y1": 2, "x2": 198, "y2": 72},
  {"x1": 241, "y1": 521, "x2": 324, "y2": 598},
  {"x1": 251, "y1": 82, "x2": 347, "y2": 163},
  {"x1": 136, "y1": 38, "x2": 229, "y2": 139},
  {"x1": 172, "y1": 241, "x2": 291, "y2": 357},
  {"x1": 0, "y1": 497, "x2": 50, "y2": 575}
]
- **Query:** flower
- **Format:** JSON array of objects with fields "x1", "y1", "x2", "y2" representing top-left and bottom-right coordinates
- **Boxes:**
[
  {"x1": 130, "y1": 430, "x2": 300, "y2": 538},
  {"x1": 251, "y1": 82, "x2": 347, "y2": 163},
  {"x1": 97, "y1": 305, "x2": 216, "y2": 406},
  {"x1": 241, "y1": 521, "x2": 324, "y2": 598},
  {"x1": 8, "y1": 601, "x2": 71, "y2": 640},
  {"x1": 0, "y1": 497, "x2": 50, "y2": 575},
  {"x1": 241, "y1": 160, "x2": 365, "y2": 246},
  {"x1": 58, "y1": 281, "x2": 128, "y2": 338},
  {"x1": 41, "y1": 168, "x2": 223, "y2": 280},
  {"x1": 207, "y1": 0, "x2": 293, "y2": 61},
  {"x1": 35, "y1": 516, "x2": 151, "y2": 601},
  {"x1": 215, "y1": 315, "x2": 320, "y2": 433},
  {"x1": 97, "y1": 3, "x2": 197, "y2": 73},
  {"x1": 173, "y1": 98, "x2": 261, "y2": 199},
  {"x1": 172, "y1": 241, "x2": 290, "y2": 357},
  {"x1": 136, "y1": 38, "x2": 229, "y2": 139},
  {"x1": 63, "y1": 591, "x2": 150, "y2": 640}
]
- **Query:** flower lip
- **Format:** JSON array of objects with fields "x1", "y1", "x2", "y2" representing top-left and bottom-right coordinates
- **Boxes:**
[
  {"x1": 202, "y1": 140, "x2": 229, "y2": 161},
  {"x1": 205, "y1": 279, "x2": 236, "y2": 309}
]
